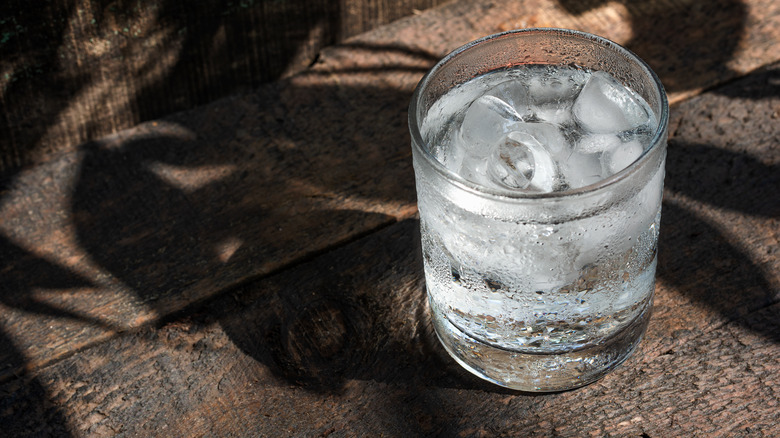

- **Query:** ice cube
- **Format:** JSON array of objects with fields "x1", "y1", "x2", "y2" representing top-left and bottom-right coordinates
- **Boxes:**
[
  {"x1": 458, "y1": 153, "x2": 493, "y2": 187},
  {"x1": 601, "y1": 139, "x2": 644, "y2": 174},
  {"x1": 441, "y1": 138, "x2": 467, "y2": 173},
  {"x1": 527, "y1": 72, "x2": 581, "y2": 125},
  {"x1": 527, "y1": 71, "x2": 582, "y2": 106},
  {"x1": 576, "y1": 133, "x2": 622, "y2": 154},
  {"x1": 486, "y1": 80, "x2": 533, "y2": 118},
  {"x1": 488, "y1": 135, "x2": 535, "y2": 189},
  {"x1": 460, "y1": 95, "x2": 524, "y2": 157},
  {"x1": 559, "y1": 151, "x2": 604, "y2": 189},
  {"x1": 535, "y1": 105, "x2": 573, "y2": 125},
  {"x1": 489, "y1": 131, "x2": 558, "y2": 192},
  {"x1": 514, "y1": 121, "x2": 569, "y2": 156},
  {"x1": 573, "y1": 71, "x2": 651, "y2": 134}
]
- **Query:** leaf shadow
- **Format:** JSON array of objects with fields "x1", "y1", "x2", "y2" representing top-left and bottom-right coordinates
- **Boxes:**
[{"x1": 555, "y1": 0, "x2": 776, "y2": 99}]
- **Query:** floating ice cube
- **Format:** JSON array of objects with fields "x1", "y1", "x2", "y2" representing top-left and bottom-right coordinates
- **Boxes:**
[
  {"x1": 576, "y1": 133, "x2": 622, "y2": 154},
  {"x1": 441, "y1": 138, "x2": 467, "y2": 173},
  {"x1": 458, "y1": 153, "x2": 493, "y2": 187},
  {"x1": 486, "y1": 80, "x2": 533, "y2": 119},
  {"x1": 489, "y1": 131, "x2": 558, "y2": 192},
  {"x1": 527, "y1": 71, "x2": 582, "y2": 106},
  {"x1": 514, "y1": 121, "x2": 569, "y2": 156},
  {"x1": 488, "y1": 135, "x2": 535, "y2": 189},
  {"x1": 460, "y1": 95, "x2": 524, "y2": 156},
  {"x1": 526, "y1": 72, "x2": 583, "y2": 125},
  {"x1": 573, "y1": 71, "x2": 652, "y2": 134},
  {"x1": 601, "y1": 140, "x2": 644, "y2": 175},
  {"x1": 559, "y1": 151, "x2": 604, "y2": 189},
  {"x1": 535, "y1": 105, "x2": 573, "y2": 125}
]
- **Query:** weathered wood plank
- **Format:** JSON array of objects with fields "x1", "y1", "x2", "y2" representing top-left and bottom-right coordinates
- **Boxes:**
[
  {"x1": 3, "y1": 0, "x2": 778, "y2": 174},
  {"x1": 0, "y1": 0, "x2": 451, "y2": 173},
  {"x1": 0, "y1": 209, "x2": 776, "y2": 436},
  {"x1": 0, "y1": 0, "x2": 778, "y2": 383}
]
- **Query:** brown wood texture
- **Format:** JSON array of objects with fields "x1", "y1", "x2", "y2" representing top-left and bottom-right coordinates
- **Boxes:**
[
  {"x1": 1, "y1": 0, "x2": 778, "y2": 385},
  {"x1": 0, "y1": 0, "x2": 449, "y2": 174},
  {"x1": 1, "y1": 59, "x2": 778, "y2": 437},
  {"x1": 2, "y1": 0, "x2": 778, "y2": 176},
  {"x1": 0, "y1": 58, "x2": 780, "y2": 437},
  {"x1": 0, "y1": 0, "x2": 778, "y2": 435}
]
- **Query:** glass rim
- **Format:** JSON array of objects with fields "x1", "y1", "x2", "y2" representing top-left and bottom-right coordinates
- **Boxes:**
[{"x1": 408, "y1": 27, "x2": 669, "y2": 201}]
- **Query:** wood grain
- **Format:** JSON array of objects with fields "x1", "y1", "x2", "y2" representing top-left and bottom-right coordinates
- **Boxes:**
[
  {"x1": 0, "y1": 0, "x2": 778, "y2": 401},
  {"x1": 1, "y1": 62, "x2": 779, "y2": 435},
  {"x1": 0, "y1": 212, "x2": 776, "y2": 435},
  {"x1": 0, "y1": 0, "x2": 451, "y2": 174}
]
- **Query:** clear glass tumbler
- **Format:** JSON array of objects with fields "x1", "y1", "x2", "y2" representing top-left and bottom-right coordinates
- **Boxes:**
[{"x1": 409, "y1": 29, "x2": 668, "y2": 391}]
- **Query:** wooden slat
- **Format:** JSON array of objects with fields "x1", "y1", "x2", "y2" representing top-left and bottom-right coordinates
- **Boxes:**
[
  {"x1": 1, "y1": 0, "x2": 778, "y2": 383},
  {"x1": 3, "y1": 0, "x2": 778, "y2": 174},
  {"x1": 0, "y1": 0, "x2": 451, "y2": 174},
  {"x1": 0, "y1": 210, "x2": 776, "y2": 435}
]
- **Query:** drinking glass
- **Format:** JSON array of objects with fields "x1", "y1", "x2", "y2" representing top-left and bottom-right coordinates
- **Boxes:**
[{"x1": 409, "y1": 28, "x2": 668, "y2": 391}]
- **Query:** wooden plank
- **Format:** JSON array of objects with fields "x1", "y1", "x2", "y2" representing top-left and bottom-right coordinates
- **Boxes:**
[
  {"x1": 0, "y1": 0, "x2": 451, "y2": 173},
  {"x1": 0, "y1": 214, "x2": 776, "y2": 435},
  {"x1": 0, "y1": 0, "x2": 778, "y2": 382},
  {"x1": 3, "y1": 0, "x2": 779, "y2": 174},
  {"x1": 333, "y1": 0, "x2": 780, "y2": 104}
]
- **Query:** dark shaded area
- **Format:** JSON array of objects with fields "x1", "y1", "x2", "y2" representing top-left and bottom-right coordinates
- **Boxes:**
[
  {"x1": 217, "y1": 218, "x2": 522, "y2": 398},
  {"x1": 715, "y1": 62, "x2": 780, "y2": 99},
  {"x1": 0, "y1": 0, "x2": 80, "y2": 171},
  {"x1": 0, "y1": 0, "x2": 341, "y2": 173},
  {"x1": 556, "y1": 0, "x2": 759, "y2": 97},
  {"x1": 0, "y1": 236, "x2": 105, "y2": 329},
  {"x1": 0, "y1": 235, "x2": 99, "y2": 437},
  {"x1": 0, "y1": 0, "x2": 448, "y2": 177},
  {"x1": 659, "y1": 202, "x2": 779, "y2": 343},
  {"x1": 665, "y1": 140, "x2": 780, "y2": 218},
  {"x1": 0, "y1": 333, "x2": 71, "y2": 437}
]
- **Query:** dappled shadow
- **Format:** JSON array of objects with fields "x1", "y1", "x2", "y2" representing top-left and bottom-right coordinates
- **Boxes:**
[
  {"x1": 658, "y1": 202, "x2": 779, "y2": 343},
  {"x1": 67, "y1": 78, "x2": 416, "y2": 313},
  {"x1": 0, "y1": 236, "x2": 100, "y2": 326},
  {"x1": 0, "y1": 235, "x2": 96, "y2": 437},
  {"x1": 218, "y1": 218, "x2": 522, "y2": 397},
  {"x1": 0, "y1": 0, "x2": 776, "y2": 433},
  {"x1": 657, "y1": 134, "x2": 779, "y2": 343},
  {"x1": 0, "y1": 67, "x2": 419, "y2": 435},
  {"x1": 0, "y1": 0, "x2": 342, "y2": 178},
  {"x1": 556, "y1": 0, "x2": 755, "y2": 97},
  {"x1": 665, "y1": 141, "x2": 780, "y2": 218}
]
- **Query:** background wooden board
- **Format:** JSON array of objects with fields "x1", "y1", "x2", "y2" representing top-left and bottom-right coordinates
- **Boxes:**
[
  {"x1": 1, "y1": 0, "x2": 779, "y2": 384},
  {"x1": 2, "y1": 0, "x2": 779, "y2": 175},
  {"x1": 1, "y1": 62, "x2": 778, "y2": 437},
  {"x1": 0, "y1": 0, "x2": 450, "y2": 173}
]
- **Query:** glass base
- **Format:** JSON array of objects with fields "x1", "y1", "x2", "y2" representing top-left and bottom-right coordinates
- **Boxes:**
[{"x1": 431, "y1": 303, "x2": 652, "y2": 392}]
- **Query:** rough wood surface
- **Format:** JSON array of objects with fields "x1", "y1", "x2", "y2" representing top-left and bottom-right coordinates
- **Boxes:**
[
  {"x1": 1, "y1": 0, "x2": 778, "y2": 384},
  {"x1": 0, "y1": 0, "x2": 450, "y2": 173},
  {"x1": 2, "y1": 0, "x2": 779, "y2": 175},
  {"x1": 1, "y1": 63, "x2": 778, "y2": 436}
]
